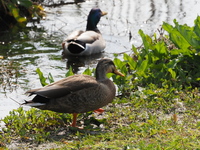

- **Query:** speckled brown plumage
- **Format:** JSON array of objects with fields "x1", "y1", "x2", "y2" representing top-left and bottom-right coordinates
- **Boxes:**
[{"x1": 23, "y1": 58, "x2": 124, "y2": 127}]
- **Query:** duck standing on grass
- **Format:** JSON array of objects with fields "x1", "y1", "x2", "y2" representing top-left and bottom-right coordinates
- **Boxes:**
[
  {"x1": 62, "y1": 8, "x2": 107, "y2": 57},
  {"x1": 23, "y1": 58, "x2": 124, "y2": 127}
]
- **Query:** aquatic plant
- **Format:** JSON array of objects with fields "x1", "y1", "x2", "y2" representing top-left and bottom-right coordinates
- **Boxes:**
[
  {"x1": 0, "y1": 0, "x2": 44, "y2": 30},
  {"x1": 111, "y1": 16, "x2": 200, "y2": 96}
]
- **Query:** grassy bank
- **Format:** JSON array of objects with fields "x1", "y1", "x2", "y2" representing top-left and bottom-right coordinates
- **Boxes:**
[{"x1": 0, "y1": 87, "x2": 199, "y2": 149}]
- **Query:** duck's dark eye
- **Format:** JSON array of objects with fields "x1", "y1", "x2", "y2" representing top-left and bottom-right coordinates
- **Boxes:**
[{"x1": 108, "y1": 61, "x2": 115, "y2": 67}]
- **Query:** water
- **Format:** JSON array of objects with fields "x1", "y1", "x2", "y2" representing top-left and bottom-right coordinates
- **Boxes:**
[{"x1": 0, "y1": 0, "x2": 200, "y2": 119}]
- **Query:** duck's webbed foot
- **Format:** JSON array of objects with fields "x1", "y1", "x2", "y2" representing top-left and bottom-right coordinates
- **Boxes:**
[{"x1": 93, "y1": 108, "x2": 104, "y2": 114}]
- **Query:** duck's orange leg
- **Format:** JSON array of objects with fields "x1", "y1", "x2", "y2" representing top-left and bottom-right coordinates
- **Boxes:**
[
  {"x1": 93, "y1": 108, "x2": 104, "y2": 114},
  {"x1": 71, "y1": 113, "x2": 78, "y2": 127}
]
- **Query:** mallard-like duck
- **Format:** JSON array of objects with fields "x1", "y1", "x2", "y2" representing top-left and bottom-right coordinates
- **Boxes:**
[
  {"x1": 23, "y1": 58, "x2": 124, "y2": 127},
  {"x1": 62, "y1": 8, "x2": 107, "y2": 57}
]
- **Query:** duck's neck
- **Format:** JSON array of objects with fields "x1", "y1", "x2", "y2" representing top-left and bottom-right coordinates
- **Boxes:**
[
  {"x1": 86, "y1": 24, "x2": 100, "y2": 33},
  {"x1": 86, "y1": 19, "x2": 100, "y2": 33},
  {"x1": 95, "y1": 67, "x2": 107, "y2": 81}
]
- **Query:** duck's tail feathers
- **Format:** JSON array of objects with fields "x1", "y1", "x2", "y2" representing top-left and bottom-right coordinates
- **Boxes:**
[
  {"x1": 68, "y1": 41, "x2": 86, "y2": 54},
  {"x1": 22, "y1": 100, "x2": 46, "y2": 107}
]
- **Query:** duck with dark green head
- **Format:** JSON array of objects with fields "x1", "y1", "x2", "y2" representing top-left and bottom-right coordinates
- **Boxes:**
[{"x1": 62, "y1": 8, "x2": 107, "y2": 57}]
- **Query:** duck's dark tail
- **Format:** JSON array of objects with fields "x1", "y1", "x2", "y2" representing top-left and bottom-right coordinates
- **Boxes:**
[
  {"x1": 22, "y1": 100, "x2": 46, "y2": 107},
  {"x1": 66, "y1": 40, "x2": 86, "y2": 54}
]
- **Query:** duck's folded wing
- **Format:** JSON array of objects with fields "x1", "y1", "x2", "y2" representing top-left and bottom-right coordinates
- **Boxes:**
[
  {"x1": 76, "y1": 31, "x2": 101, "y2": 44},
  {"x1": 26, "y1": 75, "x2": 98, "y2": 99},
  {"x1": 66, "y1": 30, "x2": 84, "y2": 41},
  {"x1": 26, "y1": 85, "x2": 71, "y2": 98}
]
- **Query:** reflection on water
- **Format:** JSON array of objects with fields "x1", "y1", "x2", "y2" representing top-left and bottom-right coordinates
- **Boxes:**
[
  {"x1": 0, "y1": 24, "x2": 66, "y2": 119},
  {"x1": 0, "y1": 60, "x2": 20, "y2": 93},
  {"x1": 65, "y1": 52, "x2": 104, "y2": 73},
  {"x1": 0, "y1": 0, "x2": 200, "y2": 119}
]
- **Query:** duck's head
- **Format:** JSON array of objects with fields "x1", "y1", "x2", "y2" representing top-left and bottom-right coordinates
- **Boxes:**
[
  {"x1": 96, "y1": 58, "x2": 124, "y2": 80},
  {"x1": 86, "y1": 8, "x2": 107, "y2": 31}
]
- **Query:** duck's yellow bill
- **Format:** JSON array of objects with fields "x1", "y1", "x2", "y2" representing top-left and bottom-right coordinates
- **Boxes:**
[
  {"x1": 114, "y1": 70, "x2": 125, "y2": 77},
  {"x1": 101, "y1": 11, "x2": 108, "y2": 16}
]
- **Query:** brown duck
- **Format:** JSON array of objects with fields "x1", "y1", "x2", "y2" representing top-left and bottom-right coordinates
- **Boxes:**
[{"x1": 23, "y1": 58, "x2": 124, "y2": 127}]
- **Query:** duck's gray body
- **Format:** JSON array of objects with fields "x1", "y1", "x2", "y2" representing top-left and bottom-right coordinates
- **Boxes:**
[{"x1": 62, "y1": 8, "x2": 107, "y2": 57}]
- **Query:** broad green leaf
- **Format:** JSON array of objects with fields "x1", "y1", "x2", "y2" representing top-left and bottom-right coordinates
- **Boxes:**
[
  {"x1": 113, "y1": 57, "x2": 122, "y2": 68},
  {"x1": 163, "y1": 21, "x2": 191, "y2": 49},
  {"x1": 36, "y1": 68, "x2": 48, "y2": 86},
  {"x1": 17, "y1": 0, "x2": 32, "y2": 8},
  {"x1": 17, "y1": 17, "x2": 27, "y2": 23},
  {"x1": 7, "y1": 4, "x2": 18, "y2": 18},
  {"x1": 83, "y1": 68, "x2": 92, "y2": 76},
  {"x1": 123, "y1": 53, "x2": 137, "y2": 70},
  {"x1": 132, "y1": 45, "x2": 138, "y2": 55},
  {"x1": 147, "y1": 50, "x2": 159, "y2": 63},
  {"x1": 174, "y1": 20, "x2": 200, "y2": 49},
  {"x1": 138, "y1": 29, "x2": 150, "y2": 52},
  {"x1": 150, "y1": 63, "x2": 165, "y2": 70},
  {"x1": 7, "y1": 3, "x2": 27, "y2": 23},
  {"x1": 65, "y1": 66, "x2": 74, "y2": 77},
  {"x1": 162, "y1": 22, "x2": 174, "y2": 32},
  {"x1": 155, "y1": 41, "x2": 168, "y2": 56},
  {"x1": 169, "y1": 30, "x2": 191, "y2": 49},
  {"x1": 168, "y1": 68, "x2": 176, "y2": 79},
  {"x1": 170, "y1": 48, "x2": 192, "y2": 56},
  {"x1": 106, "y1": 72, "x2": 112, "y2": 78},
  {"x1": 114, "y1": 57, "x2": 126, "y2": 70},
  {"x1": 194, "y1": 16, "x2": 200, "y2": 38},
  {"x1": 136, "y1": 59, "x2": 148, "y2": 77},
  {"x1": 113, "y1": 57, "x2": 128, "y2": 75}
]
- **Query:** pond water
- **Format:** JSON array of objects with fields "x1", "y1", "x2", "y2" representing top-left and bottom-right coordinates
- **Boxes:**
[{"x1": 0, "y1": 0, "x2": 200, "y2": 120}]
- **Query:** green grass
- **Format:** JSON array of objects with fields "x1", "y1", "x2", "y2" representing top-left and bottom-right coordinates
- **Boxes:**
[{"x1": 0, "y1": 87, "x2": 199, "y2": 149}]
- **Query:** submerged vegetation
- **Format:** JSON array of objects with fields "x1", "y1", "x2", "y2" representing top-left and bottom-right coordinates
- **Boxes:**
[
  {"x1": 0, "y1": 16, "x2": 200, "y2": 149},
  {"x1": 0, "y1": 0, "x2": 44, "y2": 30}
]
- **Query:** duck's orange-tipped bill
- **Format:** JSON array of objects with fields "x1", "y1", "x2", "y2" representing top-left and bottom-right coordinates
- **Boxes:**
[{"x1": 114, "y1": 70, "x2": 125, "y2": 77}]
